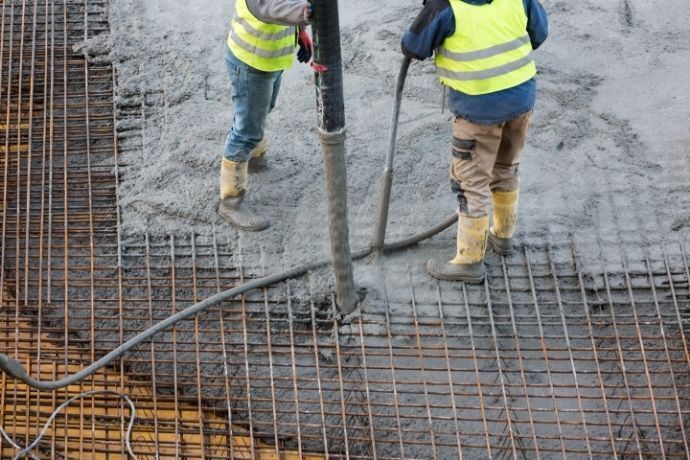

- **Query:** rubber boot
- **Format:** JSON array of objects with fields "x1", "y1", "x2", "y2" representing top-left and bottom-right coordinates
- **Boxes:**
[
  {"x1": 426, "y1": 215, "x2": 489, "y2": 283},
  {"x1": 218, "y1": 158, "x2": 270, "y2": 231},
  {"x1": 488, "y1": 189, "x2": 518, "y2": 256},
  {"x1": 248, "y1": 138, "x2": 268, "y2": 172}
]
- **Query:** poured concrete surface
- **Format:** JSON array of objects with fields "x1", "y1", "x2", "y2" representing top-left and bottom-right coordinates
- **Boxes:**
[{"x1": 98, "y1": 0, "x2": 690, "y2": 456}]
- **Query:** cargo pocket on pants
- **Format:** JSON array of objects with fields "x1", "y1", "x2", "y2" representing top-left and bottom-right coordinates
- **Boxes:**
[{"x1": 452, "y1": 137, "x2": 476, "y2": 161}]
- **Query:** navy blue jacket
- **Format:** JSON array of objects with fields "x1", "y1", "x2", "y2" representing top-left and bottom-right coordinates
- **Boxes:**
[{"x1": 402, "y1": 0, "x2": 548, "y2": 124}]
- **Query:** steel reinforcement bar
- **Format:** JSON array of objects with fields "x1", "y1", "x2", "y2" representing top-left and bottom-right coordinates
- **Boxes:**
[{"x1": 0, "y1": 0, "x2": 688, "y2": 459}]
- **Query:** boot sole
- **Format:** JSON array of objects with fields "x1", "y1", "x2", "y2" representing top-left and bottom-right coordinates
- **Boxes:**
[
  {"x1": 425, "y1": 261, "x2": 485, "y2": 284},
  {"x1": 218, "y1": 207, "x2": 270, "y2": 232}
]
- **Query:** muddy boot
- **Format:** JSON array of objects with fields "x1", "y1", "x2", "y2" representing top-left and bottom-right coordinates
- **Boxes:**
[
  {"x1": 219, "y1": 158, "x2": 270, "y2": 231},
  {"x1": 219, "y1": 192, "x2": 270, "y2": 231},
  {"x1": 248, "y1": 138, "x2": 268, "y2": 172},
  {"x1": 489, "y1": 189, "x2": 518, "y2": 256},
  {"x1": 426, "y1": 215, "x2": 488, "y2": 283}
]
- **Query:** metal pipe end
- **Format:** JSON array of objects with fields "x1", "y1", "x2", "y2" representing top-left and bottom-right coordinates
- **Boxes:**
[
  {"x1": 337, "y1": 286, "x2": 364, "y2": 315},
  {"x1": 0, "y1": 354, "x2": 30, "y2": 382}
]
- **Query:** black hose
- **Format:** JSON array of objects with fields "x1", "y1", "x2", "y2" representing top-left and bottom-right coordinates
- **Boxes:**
[
  {"x1": 382, "y1": 213, "x2": 457, "y2": 253},
  {"x1": 0, "y1": 57, "x2": 458, "y2": 391},
  {"x1": 312, "y1": 0, "x2": 358, "y2": 313},
  {"x1": 312, "y1": 0, "x2": 345, "y2": 132}
]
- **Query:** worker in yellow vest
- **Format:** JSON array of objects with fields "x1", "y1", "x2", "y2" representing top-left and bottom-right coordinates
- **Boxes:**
[
  {"x1": 221, "y1": 0, "x2": 313, "y2": 231},
  {"x1": 402, "y1": 0, "x2": 548, "y2": 283}
]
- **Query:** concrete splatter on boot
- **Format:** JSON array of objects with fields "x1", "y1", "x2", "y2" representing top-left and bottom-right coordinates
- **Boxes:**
[
  {"x1": 488, "y1": 189, "x2": 518, "y2": 256},
  {"x1": 426, "y1": 214, "x2": 488, "y2": 283},
  {"x1": 218, "y1": 158, "x2": 270, "y2": 231},
  {"x1": 248, "y1": 138, "x2": 268, "y2": 172}
]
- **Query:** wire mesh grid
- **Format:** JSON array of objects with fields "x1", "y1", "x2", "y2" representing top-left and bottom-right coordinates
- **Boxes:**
[
  {"x1": 0, "y1": 0, "x2": 689, "y2": 459},
  {"x1": 346, "y1": 242, "x2": 690, "y2": 459}
]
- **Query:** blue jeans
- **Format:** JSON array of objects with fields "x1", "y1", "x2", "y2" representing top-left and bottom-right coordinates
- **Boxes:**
[{"x1": 223, "y1": 47, "x2": 283, "y2": 162}]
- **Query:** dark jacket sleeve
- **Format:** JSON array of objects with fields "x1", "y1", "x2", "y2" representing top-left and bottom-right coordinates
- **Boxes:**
[
  {"x1": 401, "y1": 0, "x2": 455, "y2": 61},
  {"x1": 246, "y1": 0, "x2": 310, "y2": 26},
  {"x1": 524, "y1": 0, "x2": 548, "y2": 49}
]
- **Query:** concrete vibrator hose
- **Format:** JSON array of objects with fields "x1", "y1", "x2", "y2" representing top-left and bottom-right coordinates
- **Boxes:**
[{"x1": 0, "y1": 57, "x2": 458, "y2": 391}]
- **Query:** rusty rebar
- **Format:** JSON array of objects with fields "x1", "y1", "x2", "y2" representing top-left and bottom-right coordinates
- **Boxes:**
[{"x1": 0, "y1": 1, "x2": 688, "y2": 459}]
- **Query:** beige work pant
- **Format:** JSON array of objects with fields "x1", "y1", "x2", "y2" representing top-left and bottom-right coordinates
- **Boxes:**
[{"x1": 450, "y1": 111, "x2": 531, "y2": 217}]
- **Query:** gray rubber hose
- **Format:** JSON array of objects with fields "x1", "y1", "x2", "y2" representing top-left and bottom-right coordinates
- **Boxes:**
[{"x1": 0, "y1": 58, "x2": 458, "y2": 391}]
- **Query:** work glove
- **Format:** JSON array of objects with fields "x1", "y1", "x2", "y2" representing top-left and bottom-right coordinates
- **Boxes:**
[{"x1": 297, "y1": 27, "x2": 313, "y2": 63}]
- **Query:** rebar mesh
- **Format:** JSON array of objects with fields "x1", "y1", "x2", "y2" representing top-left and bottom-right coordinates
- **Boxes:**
[{"x1": 0, "y1": 1, "x2": 688, "y2": 459}]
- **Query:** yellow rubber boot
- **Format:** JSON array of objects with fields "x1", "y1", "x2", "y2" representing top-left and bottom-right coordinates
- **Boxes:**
[
  {"x1": 426, "y1": 215, "x2": 489, "y2": 283},
  {"x1": 489, "y1": 190, "x2": 518, "y2": 256},
  {"x1": 218, "y1": 158, "x2": 270, "y2": 231},
  {"x1": 219, "y1": 158, "x2": 243, "y2": 199}
]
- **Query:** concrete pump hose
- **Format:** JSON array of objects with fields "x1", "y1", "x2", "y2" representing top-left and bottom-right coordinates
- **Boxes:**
[{"x1": 319, "y1": 128, "x2": 359, "y2": 313}]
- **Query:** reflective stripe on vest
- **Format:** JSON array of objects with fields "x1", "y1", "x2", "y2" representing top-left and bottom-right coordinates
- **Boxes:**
[
  {"x1": 435, "y1": 0, "x2": 537, "y2": 96},
  {"x1": 227, "y1": 0, "x2": 296, "y2": 72}
]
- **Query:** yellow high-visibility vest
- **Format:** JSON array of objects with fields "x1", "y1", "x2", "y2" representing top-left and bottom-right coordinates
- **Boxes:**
[
  {"x1": 435, "y1": 0, "x2": 537, "y2": 96},
  {"x1": 227, "y1": 0, "x2": 297, "y2": 72}
]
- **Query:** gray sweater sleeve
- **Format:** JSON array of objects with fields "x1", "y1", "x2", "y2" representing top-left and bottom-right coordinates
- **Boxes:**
[{"x1": 245, "y1": 0, "x2": 310, "y2": 26}]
